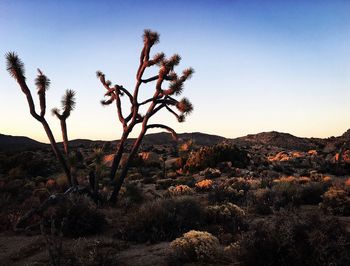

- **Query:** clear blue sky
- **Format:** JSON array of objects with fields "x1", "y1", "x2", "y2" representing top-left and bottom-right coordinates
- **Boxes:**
[{"x1": 0, "y1": 0, "x2": 349, "y2": 142}]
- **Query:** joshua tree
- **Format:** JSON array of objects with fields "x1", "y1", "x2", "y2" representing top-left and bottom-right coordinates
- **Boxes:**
[
  {"x1": 6, "y1": 52, "x2": 73, "y2": 186},
  {"x1": 52, "y1": 89, "x2": 76, "y2": 156},
  {"x1": 97, "y1": 29, "x2": 194, "y2": 202}
]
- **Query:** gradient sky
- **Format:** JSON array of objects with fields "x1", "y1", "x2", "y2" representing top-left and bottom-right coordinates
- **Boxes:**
[{"x1": 0, "y1": 0, "x2": 349, "y2": 143}]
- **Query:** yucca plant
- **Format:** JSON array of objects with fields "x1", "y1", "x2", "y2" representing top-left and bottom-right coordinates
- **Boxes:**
[
  {"x1": 6, "y1": 52, "x2": 73, "y2": 186},
  {"x1": 97, "y1": 29, "x2": 194, "y2": 202}
]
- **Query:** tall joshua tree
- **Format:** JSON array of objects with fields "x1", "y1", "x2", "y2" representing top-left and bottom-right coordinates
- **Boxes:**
[
  {"x1": 97, "y1": 30, "x2": 194, "y2": 202},
  {"x1": 6, "y1": 52, "x2": 73, "y2": 186}
]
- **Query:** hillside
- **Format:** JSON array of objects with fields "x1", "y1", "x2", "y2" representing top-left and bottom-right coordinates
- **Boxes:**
[
  {"x1": 0, "y1": 132, "x2": 226, "y2": 152},
  {"x1": 0, "y1": 134, "x2": 48, "y2": 152},
  {"x1": 231, "y1": 131, "x2": 325, "y2": 151},
  {"x1": 1, "y1": 130, "x2": 350, "y2": 152}
]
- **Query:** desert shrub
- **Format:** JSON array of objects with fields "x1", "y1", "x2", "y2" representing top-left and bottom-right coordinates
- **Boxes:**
[
  {"x1": 208, "y1": 178, "x2": 249, "y2": 204},
  {"x1": 61, "y1": 195, "x2": 106, "y2": 237},
  {"x1": 247, "y1": 188, "x2": 273, "y2": 215},
  {"x1": 195, "y1": 179, "x2": 214, "y2": 191},
  {"x1": 167, "y1": 185, "x2": 194, "y2": 197},
  {"x1": 238, "y1": 213, "x2": 350, "y2": 266},
  {"x1": 120, "y1": 196, "x2": 205, "y2": 242},
  {"x1": 209, "y1": 186, "x2": 245, "y2": 204},
  {"x1": 206, "y1": 203, "x2": 246, "y2": 233},
  {"x1": 1, "y1": 151, "x2": 56, "y2": 178},
  {"x1": 320, "y1": 187, "x2": 350, "y2": 216},
  {"x1": 296, "y1": 181, "x2": 329, "y2": 205},
  {"x1": 122, "y1": 182, "x2": 144, "y2": 205},
  {"x1": 199, "y1": 167, "x2": 222, "y2": 178},
  {"x1": 170, "y1": 230, "x2": 221, "y2": 263},
  {"x1": 271, "y1": 181, "x2": 299, "y2": 209},
  {"x1": 184, "y1": 144, "x2": 249, "y2": 173}
]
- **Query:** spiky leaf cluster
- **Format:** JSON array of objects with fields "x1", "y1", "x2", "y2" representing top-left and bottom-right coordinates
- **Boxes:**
[
  {"x1": 169, "y1": 79, "x2": 184, "y2": 95},
  {"x1": 35, "y1": 68, "x2": 50, "y2": 93},
  {"x1": 6, "y1": 52, "x2": 25, "y2": 80},
  {"x1": 143, "y1": 29, "x2": 160, "y2": 46},
  {"x1": 62, "y1": 89, "x2": 76, "y2": 117},
  {"x1": 176, "y1": 97, "x2": 193, "y2": 115}
]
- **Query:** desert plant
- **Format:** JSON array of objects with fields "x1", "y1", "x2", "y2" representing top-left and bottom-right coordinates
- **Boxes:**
[
  {"x1": 61, "y1": 194, "x2": 106, "y2": 237},
  {"x1": 52, "y1": 89, "x2": 76, "y2": 156},
  {"x1": 96, "y1": 30, "x2": 194, "y2": 203},
  {"x1": 120, "y1": 196, "x2": 204, "y2": 242},
  {"x1": 246, "y1": 188, "x2": 273, "y2": 215},
  {"x1": 206, "y1": 203, "x2": 246, "y2": 233},
  {"x1": 238, "y1": 213, "x2": 350, "y2": 266},
  {"x1": 167, "y1": 184, "x2": 194, "y2": 197},
  {"x1": 6, "y1": 53, "x2": 73, "y2": 186},
  {"x1": 184, "y1": 144, "x2": 249, "y2": 173},
  {"x1": 170, "y1": 230, "x2": 221, "y2": 263},
  {"x1": 320, "y1": 187, "x2": 350, "y2": 215},
  {"x1": 195, "y1": 179, "x2": 214, "y2": 191}
]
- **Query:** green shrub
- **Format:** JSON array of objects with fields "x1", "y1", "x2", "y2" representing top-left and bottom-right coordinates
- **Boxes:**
[{"x1": 120, "y1": 196, "x2": 205, "y2": 243}]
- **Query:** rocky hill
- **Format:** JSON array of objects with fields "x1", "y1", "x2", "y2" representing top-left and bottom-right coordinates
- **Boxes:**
[{"x1": 231, "y1": 131, "x2": 325, "y2": 151}]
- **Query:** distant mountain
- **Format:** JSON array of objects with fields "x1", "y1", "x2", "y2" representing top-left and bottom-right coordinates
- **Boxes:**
[
  {"x1": 2, "y1": 130, "x2": 350, "y2": 153},
  {"x1": 0, "y1": 132, "x2": 226, "y2": 152},
  {"x1": 0, "y1": 134, "x2": 48, "y2": 152},
  {"x1": 231, "y1": 131, "x2": 325, "y2": 151}
]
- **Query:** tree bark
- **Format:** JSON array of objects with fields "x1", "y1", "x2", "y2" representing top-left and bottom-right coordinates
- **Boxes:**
[
  {"x1": 109, "y1": 129, "x2": 146, "y2": 203},
  {"x1": 41, "y1": 120, "x2": 72, "y2": 186},
  {"x1": 60, "y1": 119, "x2": 69, "y2": 156}
]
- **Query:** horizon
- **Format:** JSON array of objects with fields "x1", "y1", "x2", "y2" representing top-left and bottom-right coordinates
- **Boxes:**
[
  {"x1": 1, "y1": 0, "x2": 350, "y2": 142},
  {"x1": 2, "y1": 127, "x2": 349, "y2": 145}
]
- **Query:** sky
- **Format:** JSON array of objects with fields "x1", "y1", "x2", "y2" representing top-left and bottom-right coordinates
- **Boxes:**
[{"x1": 0, "y1": 0, "x2": 349, "y2": 143}]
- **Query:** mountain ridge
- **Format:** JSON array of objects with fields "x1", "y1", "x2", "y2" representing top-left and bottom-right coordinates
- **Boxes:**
[{"x1": 1, "y1": 130, "x2": 349, "y2": 152}]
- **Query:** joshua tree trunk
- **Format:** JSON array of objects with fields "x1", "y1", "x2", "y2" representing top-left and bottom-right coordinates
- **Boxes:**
[
  {"x1": 110, "y1": 129, "x2": 146, "y2": 203},
  {"x1": 109, "y1": 130, "x2": 130, "y2": 182},
  {"x1": 60, "y1": 120, "x2": 69, "y2": 156},
  {"x1": 42, "y1": 120, "x2": 72, "y2": 186}
]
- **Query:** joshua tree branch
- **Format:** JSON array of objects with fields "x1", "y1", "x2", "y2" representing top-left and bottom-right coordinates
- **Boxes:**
[{"x1": 146, "y1": 124, "x2": 178, "y2": 140}]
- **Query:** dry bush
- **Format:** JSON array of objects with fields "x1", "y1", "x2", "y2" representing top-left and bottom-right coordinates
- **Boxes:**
[
  {"x1": 238, "y1": 212, "x2": 350, "y2": 266},
  {"x1": 320, "y1": 187, "x2": 350, "y2": 216},
  {"x1": 167, "y1": 185, "x2": 194, "y2": 197},
  {"x1": 119, "y1": 196, "x2": 205, "y2": 243},
  {"x1": 61, "y1": 195, "x2": 106, "y2": 237},
  {"x1": 206, "y1": 203, "x2": 247, "y2": 234},
  {"x1": 195, "y1": 179, "x2": 214, "y2": 191},
  {"x1": 247, "y1": 188, "x2": 273, "y2": 215},
  {"x1": 184, "y1": 144, "x2": 249, "y2": 173},
  {"x1": 208, "y1": 178, "x2": 249, "y2": 204},
  {"x1": 170, "y1": 230, "x2": 221, "y2": 263}
]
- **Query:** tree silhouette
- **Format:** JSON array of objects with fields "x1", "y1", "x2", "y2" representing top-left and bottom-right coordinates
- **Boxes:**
[
  {"x1": 6, "y1": 52, "x2": 73, "y2": 186},
  {"x1": 52, "y1": 89, "x2": 76, "y2": 156},
  {"x1": 97, "y1": 29, "x2": 194, "y2": 202}
]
